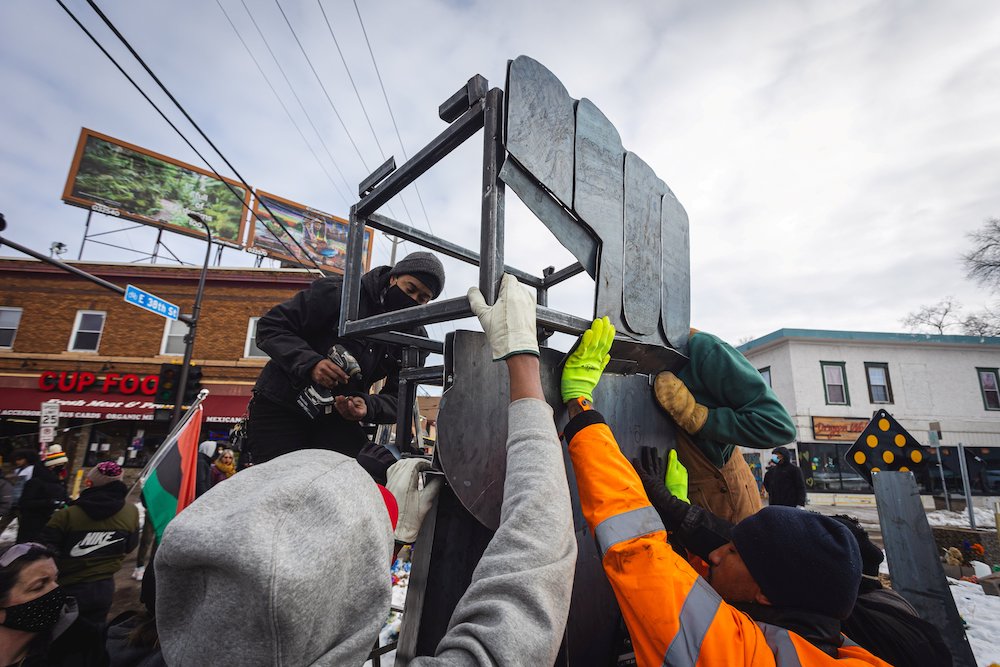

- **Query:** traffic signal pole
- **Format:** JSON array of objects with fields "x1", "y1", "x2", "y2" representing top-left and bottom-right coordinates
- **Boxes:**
[{"x1": 170, "y1": 214, "x2": 212, "y2": 427}]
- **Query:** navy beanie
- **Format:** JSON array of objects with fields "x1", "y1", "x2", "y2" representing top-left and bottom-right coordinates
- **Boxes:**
[
  {"x1": 390, "y1": 251, "x2": 445, "y2": 298},
  {"x1": 731, "y1": 506, "x2": 861, "y2": 619}
]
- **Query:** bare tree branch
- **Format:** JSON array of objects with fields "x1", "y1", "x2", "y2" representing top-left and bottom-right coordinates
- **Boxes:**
[
  {"x1": 901, "y1": 297, "x2": 963, "y2": 334},
  {"x1": 964, "y1": 217, "x2": 1000, "y2": 291}
]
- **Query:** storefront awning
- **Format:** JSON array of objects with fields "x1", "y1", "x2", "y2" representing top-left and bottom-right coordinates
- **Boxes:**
[{"x1": 0, "y1": 386, "x2": 250, "y2": 423}]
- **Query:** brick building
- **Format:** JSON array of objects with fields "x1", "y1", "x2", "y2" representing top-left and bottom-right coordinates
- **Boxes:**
[{"x1": 0, "y1": 257, "x2": 314, "y2": 473}]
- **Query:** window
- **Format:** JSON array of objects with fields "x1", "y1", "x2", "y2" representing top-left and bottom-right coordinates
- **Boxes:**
[
  {"x1": 160, "y1": 319, "x2": 190, "y2": 356},
  {"x1": 758, "y1": 366, "x2": 772, "y2": 387},
  {"x1": 244, "y1": 317, "x2": 268, "y2": 358},
  {"x1": 865, "y1": 362, "x2": 893, "y2": 404},
  {"x1": 978, "y1": 368, "x2": 1000, "y2": 410},
  {"x1": 0, "y1": 307, "x2": 23, "y2": 349},
  {"x1": 821, "y1": 362, "x2": 849, "y2": 405},
  {"x1": 69, "y1": 311, "x2": 106, "y2": 352}
]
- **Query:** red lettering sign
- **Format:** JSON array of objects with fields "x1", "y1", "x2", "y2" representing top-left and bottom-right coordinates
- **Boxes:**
[{"x1": 37, "y1": 371, "x2": 159, "y2": 395}]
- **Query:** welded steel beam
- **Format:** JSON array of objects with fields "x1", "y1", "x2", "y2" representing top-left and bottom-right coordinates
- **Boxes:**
[
  {"x1": 356, "y1": 101, "x2": 486, "y2": 219},
  {"x1": 367, "y1": 212, "x2": 542, "y2": 288}
]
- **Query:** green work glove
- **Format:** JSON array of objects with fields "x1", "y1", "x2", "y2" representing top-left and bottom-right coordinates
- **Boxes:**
[
  {"x1": 561, "y1": 316, "x2": 615, "y2": 403},
  {"x1": 664, "y1": 449, "x2": 689, "y2": 504}
]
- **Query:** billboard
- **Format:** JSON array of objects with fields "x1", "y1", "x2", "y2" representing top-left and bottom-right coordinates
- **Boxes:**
[
  {"x1": 62, "y1": 128, "x2": 250, "y2": 247},
  {"x1": 247, "y1": 191, "x2": 373, "y2": 273}
]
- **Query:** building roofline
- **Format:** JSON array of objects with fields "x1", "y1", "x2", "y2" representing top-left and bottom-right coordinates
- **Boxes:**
[
  {"x1": 738, "y1": 327, "x2": 1000, "y2": 353},
  {"x1": 0, "y1": 256, "x2": 322, "y2": 285}
]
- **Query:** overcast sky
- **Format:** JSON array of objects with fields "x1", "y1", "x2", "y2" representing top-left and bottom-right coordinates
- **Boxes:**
[{"x1": 2, "y1": 0, "x2": 1000, "y2": 347}]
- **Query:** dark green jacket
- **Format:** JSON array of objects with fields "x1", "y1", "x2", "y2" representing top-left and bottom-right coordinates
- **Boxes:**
[
  {"x1": 676, "y1": 330, "x2": 796, "y2": 467},
  {"x1": 41, "y1": 481, "x2": 140, "y2": 586}
]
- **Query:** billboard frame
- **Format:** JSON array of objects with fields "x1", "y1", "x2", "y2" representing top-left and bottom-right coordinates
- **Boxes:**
[
  {"x1": 247, "y1": 189, "x2": 374, "y2": 274},
  {"x1": 62, "y1": 127, "x2": 251, "y2": 248}
]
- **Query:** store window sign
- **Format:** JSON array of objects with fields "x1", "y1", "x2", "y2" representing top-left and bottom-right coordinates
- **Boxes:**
[
  {"x1": 812, "y1": 416, "x2": 869, "y2": 441},
  {"x1": 38, "y1": 371, "x2": 158, "y2": 395}
]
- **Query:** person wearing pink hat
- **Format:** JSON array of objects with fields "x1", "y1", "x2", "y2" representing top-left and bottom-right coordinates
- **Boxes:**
[{"x1": 39, "y1": 461, "x2": 139, "y2": 629}]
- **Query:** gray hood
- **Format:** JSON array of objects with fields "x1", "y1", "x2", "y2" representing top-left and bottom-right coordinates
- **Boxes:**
[{"x1": 155, "y1": 449, "x2": 393, "y2": 666}]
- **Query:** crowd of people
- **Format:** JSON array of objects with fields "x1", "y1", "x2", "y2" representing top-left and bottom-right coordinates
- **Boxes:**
[{"x1": 0, "y1": 255, "x2": 951, "y2": 666}]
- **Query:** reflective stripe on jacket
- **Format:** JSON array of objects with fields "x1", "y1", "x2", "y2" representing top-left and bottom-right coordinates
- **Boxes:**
[{"x1": 565, "y1": 410, "x2": 892, "y2": 667}]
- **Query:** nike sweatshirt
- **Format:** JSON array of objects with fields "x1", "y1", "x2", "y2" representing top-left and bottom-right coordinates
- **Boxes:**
[{"x1": 40, "y1": 481, "x2": 140, "y2": 586}]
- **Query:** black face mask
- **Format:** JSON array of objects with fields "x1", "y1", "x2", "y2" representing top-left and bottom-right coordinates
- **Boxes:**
[
  {"x1": 1, "y1": 586, "x2": 66, "y2": 633},
  {"x1": 382, "y1": 285, "x2": 419, "y2": 312}
]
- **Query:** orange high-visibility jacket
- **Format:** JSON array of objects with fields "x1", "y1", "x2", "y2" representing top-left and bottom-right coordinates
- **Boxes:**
[{"x1": 565, "y1": 410, "x2": 892, "y2": 667}]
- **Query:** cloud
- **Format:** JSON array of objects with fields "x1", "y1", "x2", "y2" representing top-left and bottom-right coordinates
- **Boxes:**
[{"x1": 2, "y1": 0, "x2": 1000, "y2": 349}]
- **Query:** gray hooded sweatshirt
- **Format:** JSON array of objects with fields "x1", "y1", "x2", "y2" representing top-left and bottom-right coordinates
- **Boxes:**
[{"x1": 155, "y1": 397, "x2": 576, "y2": 666}]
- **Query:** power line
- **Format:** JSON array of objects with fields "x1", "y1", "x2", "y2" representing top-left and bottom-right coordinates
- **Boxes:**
[
  {"x1": 272, "y1": 0, "x2": 371, "y2": 173},
  {"x1": 316, "y1": 0, "x2": 385, "y2": 160},
  {"x1": 352, "y1": 0, "x2": 435, "y2": 235},
  {"x1": 236, "y1": 0, "x2": 356, "y2": 202},
  {"x1": 61, "y1": 0, "x2": 325, "y2": 276},
  {"x1": 314, "y1": 0, "x2": 417, "y2": 227},
  {"x1": 214, "y1": 0, "x2": 350, "y2": 208}
]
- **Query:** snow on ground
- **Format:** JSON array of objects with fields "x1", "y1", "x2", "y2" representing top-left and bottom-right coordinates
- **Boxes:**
[
  {"x1": 927, "y1": 507, "x2": 997, "y2": 529},
  {"x1": 950, "y1": 577, "x2": 1000, "y2": 667}
]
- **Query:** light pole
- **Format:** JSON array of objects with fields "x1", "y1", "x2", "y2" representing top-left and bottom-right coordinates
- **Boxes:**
[{"x1": 170, "y1": 213, "x2": 212, "y2": 426}]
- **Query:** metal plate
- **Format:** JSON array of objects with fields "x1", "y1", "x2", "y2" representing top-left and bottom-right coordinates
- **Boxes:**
[
  {"x1": 437, "y1": 330, "x2": 678, "y2": 530},
  {"x1": 873, "y1": 472, "x2": 978, "y2": 667},
  {"x1": 500, "y1": 157, "x2": 598, "y2": 277},
  {"x1": 659, "y1": 185, "x2": 691, "y2": 350},
  {"x1": 505, "y1": 56, "x2": 575, "y2": 207},
  {"x1": 574, "y1": 98, "x2": 626, "y2": 328},
  {"x1": 622, "y1": 152, "x2": 665, "y2": 336}
]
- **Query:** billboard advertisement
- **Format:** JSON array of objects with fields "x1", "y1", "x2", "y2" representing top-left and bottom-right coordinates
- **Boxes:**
[
  {"x1": 247, "y1": 191, "x2": 373, "y2": 273},
  {"x1": 62, "y1": 128, "x2": 250, "y2": 247}
]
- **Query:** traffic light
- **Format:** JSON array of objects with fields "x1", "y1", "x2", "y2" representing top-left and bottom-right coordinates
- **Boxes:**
[
  {"x1": 155, "y1": 363, "x2": 179, "y2": 405},
  {"x1": 155, "y1": 363, "x2": 202, "y2": 406},
  {"x1": 183, "y1": 365, "x2": 203, "y2": 405}
]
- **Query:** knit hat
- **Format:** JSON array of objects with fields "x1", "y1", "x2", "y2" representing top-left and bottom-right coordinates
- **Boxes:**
[
  {"x1": 389, "y1": 251, "x2": 445, "y2": 298},
  {"x1": 87, "y1": 461, "x2": 123, "y2": 487},
  {"x1": 830, "y1": 514, "x2": 884, "y2": 579},
  {"x1": 43, "y1": 445, "x2": 68, "y2": 468},
  {"x1": 198, "y1": 440, "x2": 218, "y2": 458},
  {"x1": 731, "y1": 506, "x2": 861, "y2": 619},
  {"x1": 156, "y1": 449, "x2": 393, "y2": 666}
]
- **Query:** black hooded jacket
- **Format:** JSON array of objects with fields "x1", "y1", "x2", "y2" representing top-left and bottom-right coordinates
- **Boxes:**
[
  {"x1": 39, "y1": 481, "x2": 140, "y2": 586},
  {"x1": 17, "y1": 463, "x2": 67, "y2": 542},
  {"x1": 252, "y1": 266, "x2": 427, "y2": 423},
  {"x1": 762, "y1": 446, "x2": 807, "y2": 507}
]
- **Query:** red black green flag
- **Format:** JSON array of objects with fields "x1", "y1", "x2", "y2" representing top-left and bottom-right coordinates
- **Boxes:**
[{"x1": 140, "y1": 404, "x2": 203, "y2": 541}]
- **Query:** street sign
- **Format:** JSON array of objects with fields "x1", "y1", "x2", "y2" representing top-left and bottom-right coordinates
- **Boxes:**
[
  {"x1": 124, "y1": 284, "x2": 179, "y2": 320},
  {"x1": 39, "y1": 400, "x2": 60, "y2": 444}
]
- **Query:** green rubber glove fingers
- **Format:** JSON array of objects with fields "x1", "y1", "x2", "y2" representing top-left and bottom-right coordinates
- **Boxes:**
[
  {"x1": 665, "y1": 449, "x2": 689, "y2": 504},
  {"x1": 561, "y1": 316, "x2": 615, "y2": 403}
]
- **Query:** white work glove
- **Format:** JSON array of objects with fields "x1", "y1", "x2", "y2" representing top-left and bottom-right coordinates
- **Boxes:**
[{"x1": 467, "y1": 273, "x2": 539, "y2": 360}]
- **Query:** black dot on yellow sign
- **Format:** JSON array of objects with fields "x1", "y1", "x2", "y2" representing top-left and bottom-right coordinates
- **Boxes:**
[{"x1": 844, "y1": 409, "x2": 931, "y2": 486}]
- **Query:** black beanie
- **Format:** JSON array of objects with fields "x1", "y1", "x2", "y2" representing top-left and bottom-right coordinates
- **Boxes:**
[
  {"x1": 830, "y1": 514, "x2": 884, "y2": 579},
  {"x1": 731, "y1": 506, "x2": 861, "y2": 619},
  {"x1": 389, "y1": 251, "x2": 445, "y2": 298}
]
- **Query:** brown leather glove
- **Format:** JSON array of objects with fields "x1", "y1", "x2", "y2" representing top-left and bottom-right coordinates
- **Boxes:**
[{"x1": 654, "y1": 371, "x2": 708, "y2": 434}]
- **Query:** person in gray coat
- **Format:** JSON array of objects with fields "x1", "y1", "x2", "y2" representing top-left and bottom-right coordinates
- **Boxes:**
[{"x1": 154, "y1": 274, "x2": 577, "y2": 666}]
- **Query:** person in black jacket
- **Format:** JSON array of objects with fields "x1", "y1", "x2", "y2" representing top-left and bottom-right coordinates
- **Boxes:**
[
  {"x1": 245, "y1": 252, "x2": 445, "y2": 464},
  {"x1": 0, "y1": 542, "x2": 108, "y2": 667},
  {"x1": 40, "y1": 462, "x2": 140, "y2": 629},
  {"x1": 16, "y1": 457, "x2": 68, "y2": 544},
  {"x1": 633, "y1": 449, "x2": 952, "y2": 667},
  {"x1": 762, "y1": 445, "x2": 806, "y2": 507}
]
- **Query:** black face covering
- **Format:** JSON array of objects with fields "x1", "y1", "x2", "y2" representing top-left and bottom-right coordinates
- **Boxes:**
[
  {"x1": 1, "y1": 586, "x2": 66, "y2": 633},
  {"x1": 382, "y1": 285, "x2": 419, "y2": 312}
]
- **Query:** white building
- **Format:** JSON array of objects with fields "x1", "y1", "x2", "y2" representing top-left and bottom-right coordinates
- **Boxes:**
[{"x1": 738, "y1": 329, "x2": 1000, "y2": 494}]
